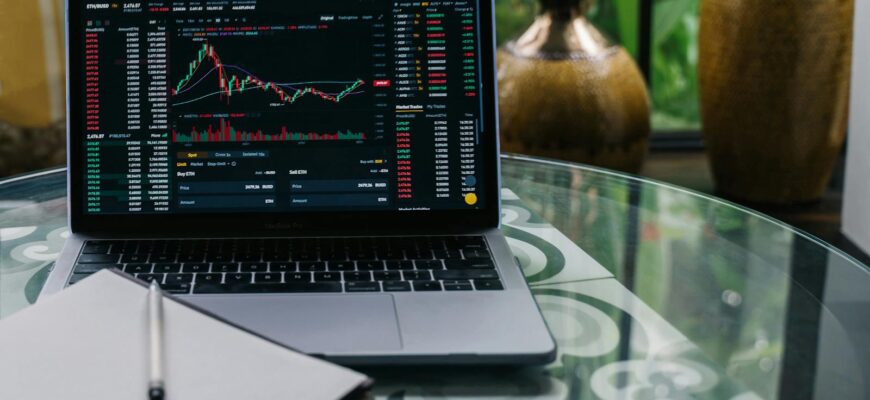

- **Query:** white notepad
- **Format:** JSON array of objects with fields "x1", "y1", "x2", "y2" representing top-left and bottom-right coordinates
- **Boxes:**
[{"x1": 0, "y1": 270, "x2": 372, "y2": 400}]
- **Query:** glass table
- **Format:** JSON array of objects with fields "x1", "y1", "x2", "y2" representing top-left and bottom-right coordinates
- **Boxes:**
[{"x1": 1, "y1": 154, "x2": 868, "y2": 399}]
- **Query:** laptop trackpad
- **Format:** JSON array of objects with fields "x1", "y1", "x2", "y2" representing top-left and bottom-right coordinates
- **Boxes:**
[{"x1": 189, "y1": 294, "x2": 403, "y2": 353}]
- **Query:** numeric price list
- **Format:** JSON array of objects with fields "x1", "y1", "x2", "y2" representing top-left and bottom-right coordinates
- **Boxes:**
[
  {"x1": 391, "y1": 1, "x2": 483, "y2": 209},
  {"x1": 83, "y1": 19, "x2": 171, "y2": 213}
]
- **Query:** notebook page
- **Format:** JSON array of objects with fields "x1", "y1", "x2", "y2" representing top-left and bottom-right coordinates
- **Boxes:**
[{"x1": 0, "y1": 270, "x2": 369, "y2": 400}]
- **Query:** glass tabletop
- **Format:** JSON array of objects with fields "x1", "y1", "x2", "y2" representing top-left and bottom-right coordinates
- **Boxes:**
[{"x1": 1, "y1": 154, "x2": 868, "y2": 399}]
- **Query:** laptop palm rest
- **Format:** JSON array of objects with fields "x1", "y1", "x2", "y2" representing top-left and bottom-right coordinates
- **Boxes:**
[{"x1": 188, "y1": 294, "x2": 403, "y2": 353}]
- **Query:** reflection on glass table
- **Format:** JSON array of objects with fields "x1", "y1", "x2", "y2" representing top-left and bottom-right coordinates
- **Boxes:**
[{"x1": 0, "y1": 155, "x2": 867, "y2": 399}]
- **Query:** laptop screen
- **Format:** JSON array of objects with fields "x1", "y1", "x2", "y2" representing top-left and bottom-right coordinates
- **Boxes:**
[{"x1": 77, "y1": 1, "x2": 489, "y2": 215}]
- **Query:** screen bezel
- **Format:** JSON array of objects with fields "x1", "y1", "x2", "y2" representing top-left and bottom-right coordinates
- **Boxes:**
[{"x1": 66, "y1": 0, "x2": 501, "y2": 236}]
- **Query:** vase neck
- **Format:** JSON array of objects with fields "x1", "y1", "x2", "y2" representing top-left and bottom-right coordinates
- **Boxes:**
[
  {"x1": 540, "y1": 0, "x2": 591, "y2": 18},
  {"x1": 507, "y1": 0, "x2": 610, "y2": 59}
]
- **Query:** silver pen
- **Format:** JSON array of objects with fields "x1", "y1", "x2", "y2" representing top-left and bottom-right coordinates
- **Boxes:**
[{"x1": 148, "y1": 281, "x2": 166, "y2": 400}]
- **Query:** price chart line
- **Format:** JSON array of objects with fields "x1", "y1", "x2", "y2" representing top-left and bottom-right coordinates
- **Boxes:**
[
  {"x1": 173, "y1": 84, "x2": 366, "y2": 107},
  {"x1": 174, "y1": 64, "x2": 361, "y2": 96},
  {"x1": 172, "y1": 42, "x2": 366, "y2": 106}
]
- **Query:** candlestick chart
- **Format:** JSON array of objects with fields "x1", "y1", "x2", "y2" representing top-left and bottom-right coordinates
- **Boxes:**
[
  {"x1": 170, "y1": 36, "x2": 377, "y2": 145},
  {"x1": 171, "y1": 42, "x2": 366, "y2": 108}
]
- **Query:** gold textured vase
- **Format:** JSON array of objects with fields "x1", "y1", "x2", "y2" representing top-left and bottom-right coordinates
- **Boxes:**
[
  {"x1": 497, "y1": 0, "x2": 651, "y2": 173},
  {"x1": 699, "y1": 0, "x2": 854, "y2": 204}
]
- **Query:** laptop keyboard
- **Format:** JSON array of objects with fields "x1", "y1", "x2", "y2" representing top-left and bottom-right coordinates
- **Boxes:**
[{"x1": 68, "y1": 236, "x2": 504, "y2": 294}]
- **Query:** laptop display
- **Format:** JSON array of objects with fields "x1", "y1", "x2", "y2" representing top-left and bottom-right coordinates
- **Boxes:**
[{"x1": 76, "y1": 0, "x2": 489, "y2": 215}]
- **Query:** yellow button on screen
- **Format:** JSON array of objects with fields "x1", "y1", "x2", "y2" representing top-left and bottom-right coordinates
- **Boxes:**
[{"x1": 464, "y1": 193, "x2": 478, "y2": 205}]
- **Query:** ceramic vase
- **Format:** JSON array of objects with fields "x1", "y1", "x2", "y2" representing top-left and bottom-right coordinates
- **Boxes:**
[
  {"x1": 497, "y1": 0, "x2": 651, "y2": 173},
  {"x1": 699, "y1": 0, "x2": 854, "y2": 204}
]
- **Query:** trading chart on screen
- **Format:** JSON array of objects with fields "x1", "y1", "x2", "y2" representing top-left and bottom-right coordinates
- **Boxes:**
[{"x1": 79, "y1": 0, "x2": 486, "y2": 214}]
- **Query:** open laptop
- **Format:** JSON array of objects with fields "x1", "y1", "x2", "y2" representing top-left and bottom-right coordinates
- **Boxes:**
[{"x1": 42, "y1": 0, "x2": 556, "y2": 365}]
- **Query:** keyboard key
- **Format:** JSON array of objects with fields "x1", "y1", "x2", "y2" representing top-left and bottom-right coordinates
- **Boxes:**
[
  {"x1": 263, "y1": 253, "x2": 290, "y2": 262},
  {"x1": 356, "y1": 261, "x2": 384, "y2": 271},
  {"x1": 433, "y1": 249, "x2": 462, "y2": 259},
  {"x1": 205, "y1": 253, "x2": 233, "y2": 262},
  {"x1": 407, "y1": 251, "x2": 432, "y2": 260},
  {"x1": 344, "y1": 271, "x2": 372, "y2": 282},
  {"x1": 114, "y1": 242, "x2": 137, "y2": 254},
  {"x1": 254, "y1": 273, "x2": 281, "y2": 283},
  {"x1": 193, "y1": 283, "x2": 341, "y2": 294},
  {"x1": 314, "y1": 272, "x2": 341, "y2": 282},
  {"x1": 327, "y1": 261, "x2": 355, "y2": 271},
  {"x1": 350, "y1": 251, "x2": 375, "y2": 260},
  {"x1": 382, "y1": 281, "x2": 412, "y2": 292},
  {"x1": 225, "y1": 273, "x2": 252, "y2": 284},
  {"x1": 82, "y1": 243, "x2": 110, "y2": 254},
  {"x1": 322, "y1": 246, "x2": 344, "y2": 259},
  {"x1": 162, "y1": 283, "x2": 192, "y2": 295},
  {"x1": 74, "y1": 263, "x2": 119, "y2": 274},
  {"x1": 136, "y1": 273, "x2": 164, "y2": 284},
  {"x1": 413, "y1": 281, "x2": 442, "y2": 291},
  {"x1": 403, "y1": 270, "x2": 431, "y2": 281},
  {"x1": 124, "y1": 264, "x2": 152, "y2": 274},
  {"x1": 373, "y1": 271, "x2": 401, "y2": 281},
  {"x1": 236, "y1": 254, "x2": 261, "y2": 262},
  {"x1": 434, "y1": 270, "x2": 499, "y2": 280},
  {"x1": 322, "y1": 252, "x2": 348, "y2": 261},
  {"x1": 240, "y1": 262, "x2": 268, "y2": 272},
  {"x1": 181, "y1": 263, "x2": 210, "y2": 273},
  {"x1": 298, "y1": 262, "x2": 326, "y2": 272},
  {"x1": 269, "y1": 262, "x2": 296, "y2": 272},
  {"x1": 212, "y1": 263, "x2": 239, "y2": 273},
  {"x1": 463, "y1": 249, "x2": 491, "y2": 259},
  {"x1": 121, "y1": 254, "x2": 149, "y2": 263},
  {"x1": 455, "y1": 236, "x2": 486, "y2": 246},
  {"x1": 415, "y1": 250, "x2": 436, "y2": 260},
  {"x1": 165, "y1": 273, "x2": 193, "y2": 284},
  {"x1": 153, "y1": 263, "x2": 181, "y2": 273},
  {"x1": 78, "y1": 254, "x2": 120, "y2": 264},
  {"x1": 68, "y1": 273, "x2": 91, "y2": 284},
  {"x1": 149, "y1": 254, "x2": 175, "y2": 263},
  {"x1": 414, "y1": 260, "x2": 443, "y2": 270},
  {"x1": 385, "y1": 261, "x2": 415, "y2": 270},
  {"x1": 444, "y1": 259, "x2": 495, "y2": 270},
  {"x1": 196, "y1": 273, "x2": 223, "y2": 284},
  {"x1": 178, "y1": 254, "x2": 204, "y2": 262},
  {"x1": 474, "y1": 279, "x2": 504, "y2": 290},
  {"x1": 345, "y1": 282, "x2": 380, "y2": 292},
  {"x1": 293, "y1": 253, "x2": 319, "y2": 261},
  {"x1": 285, "y1": 272, "x2": 312, "y2": 282},
  {"x1": 130, "y1": 241, "x2": 154, "y2": 256},
  {"x1": 443, "y1": 280, "x2": 474, "y2": 291},
  {"x1": 379, "y1": 250, "x2": 404, "y2": 260}
]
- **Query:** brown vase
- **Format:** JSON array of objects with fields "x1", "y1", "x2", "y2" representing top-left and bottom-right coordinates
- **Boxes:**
[
  {"x1": 699, "y1": 1, "x2": 854, "y2": 204},
  {"x1": 497, "y1": 0, "x2": 651, "y2": 173}
]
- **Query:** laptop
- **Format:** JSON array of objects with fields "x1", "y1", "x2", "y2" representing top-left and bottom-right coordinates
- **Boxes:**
[{"x1": 42, "y1": 0, "x2": 557, "y2": 365}]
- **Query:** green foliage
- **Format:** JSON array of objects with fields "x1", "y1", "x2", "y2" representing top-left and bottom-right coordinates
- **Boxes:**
[
  {"x1": 494, "y1": 0, "x2": 538, "y2": 46},
  {"x1": 612, "y1": 0, "x2": 640, "y2": 56},
  {"x1": 651, "y1": 0, "x2": 701, "y2": 131},
  {"x1": 587, "y1": 0, "x2": 639, "y2": 56},
  {"x1": 493, "y1": 0, "x2": 702, "y2": 132}
]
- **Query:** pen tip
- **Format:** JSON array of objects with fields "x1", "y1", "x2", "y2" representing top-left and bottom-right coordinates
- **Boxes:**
[
  {"x1": 150, "y1": 280, "x2": 159, "y2": 290},
  {"x1": 149, "y1": 387, "x2": 165, "y2": 400}
]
